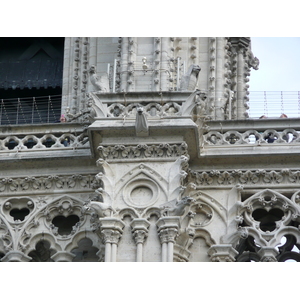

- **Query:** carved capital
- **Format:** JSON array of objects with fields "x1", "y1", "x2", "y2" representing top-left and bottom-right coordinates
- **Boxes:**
[
  {"x1": 101, "y1": 229, "x2": 122, "y2": 244},
  {"x1": 258, "y1": 247, "x2": 278, "y2": 262},
  {"x1": 132, "y1": 230, "x2": 148, "y2": 245},
  {"x1": 208, "y1": 244, "x2": 239, "y2": 262},
  {"x1": 99, "y1": 218, "x2": 125, "y2": 244},
  {"x1": 130, "y1": 218, "x2": 150, "y2": 245},
  {"x1": 157, "y1": 215, "x2": 180, "y2": 225},
  {"x1": 158, "y1": 228, "x2": 178, "y2": 244}
]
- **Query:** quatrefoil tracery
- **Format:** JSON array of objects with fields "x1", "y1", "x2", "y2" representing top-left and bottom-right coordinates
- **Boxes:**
[{"x1": 240, "y1": 191, "x2": 300, "y2": 240}]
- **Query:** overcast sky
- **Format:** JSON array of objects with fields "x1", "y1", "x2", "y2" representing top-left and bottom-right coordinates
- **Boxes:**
[
  {"x1": 249, "y1": 37, "x2": 300, "y2": 91},
  {"x1": 248, "y1": 37, "x2": 300, "y2": 118}
]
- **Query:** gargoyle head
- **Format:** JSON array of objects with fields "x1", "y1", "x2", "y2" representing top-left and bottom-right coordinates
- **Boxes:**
[
  {"x1": 192, "y1": 64, "x2": 201, "y2": 75},
  {"x1": 89, "y1": 65, "x2": 97, "y2": 74}
]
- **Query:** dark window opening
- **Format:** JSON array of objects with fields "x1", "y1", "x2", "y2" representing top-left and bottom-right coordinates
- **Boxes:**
[
  {"x1": 51, "y1": 214, "x2": 80, "y2": 236},
  {"x1": 0, "y1": 37, "x2": 64, "y2": 125},
  {"x1": 9, "y1": 208, "x2": 30, "y2": 221},
  {"x1": 71, "y1": 238, "x2": 100, "y2": 262},
  {"x1": 252, "y1": 208, "x2": 284, "y2": 232},
  {"x1": 235, "y1": 235, "x2": 261, "y2": 262},
  {"x1": 28, "y1": 240, "x2": 56, "y2": 262}
]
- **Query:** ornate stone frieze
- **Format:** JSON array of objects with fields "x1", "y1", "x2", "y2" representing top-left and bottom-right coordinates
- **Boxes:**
[
  {"x1": 190, "y1": 169, "x2": 300, "y2": 186},
  {"x1": 0, "y1": 174, "x2": 100, "y2": 194},
  {"x1": 97, "y1": 142, "x2": 188, "y2": 160}
]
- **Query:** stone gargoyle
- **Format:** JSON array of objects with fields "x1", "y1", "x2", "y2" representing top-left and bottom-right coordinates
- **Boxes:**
[
  {"x1": 135, "y1": 106, "x2": 149, "y2": 136},
  {"x1": 89, "y1": 65, "x2": 110, "y2": 93},
  {"x1": 160, "y1": 196, "x2": 195, "y2": 217},
  {"x1": 179, "y1": 64, "x2": 201, "y2": 91},
  {"x1": 82, "y1": 200, "x2": 116, "y2": 218}
]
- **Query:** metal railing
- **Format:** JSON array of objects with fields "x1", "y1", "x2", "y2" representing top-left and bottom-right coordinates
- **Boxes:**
[
  {"x1": 1, "y1": 91, "x2": 299, "y2": 125},
  {"x1": 248, "y1": 91, "x2": 300, "y2": 119},
  {"x1": 0, "y1": 94, "x2": 62, "y2": 125}
]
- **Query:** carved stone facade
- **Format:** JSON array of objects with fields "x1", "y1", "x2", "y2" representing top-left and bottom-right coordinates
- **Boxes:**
[{"x1": 1, "y1": 37, "x2": 299, "y2": 262}]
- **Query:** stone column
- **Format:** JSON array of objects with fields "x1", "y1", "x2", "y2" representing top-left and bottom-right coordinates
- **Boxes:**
[
  {"x1": 236, "y1": 48, "x2": 245, "y2": 119},
  {"x1": 120, "y1": 37, "x2": 129, "y2": 92},
  {"x1": 215, "y1": 37, "x2": 225, "y2": 120},
  {"x1": 258, "y1": 247, "x2": 278, "y2": 262},
  {"x1": 160, "y1": 37, "x2": 171, "y2": 91},
  {"x1": 100, "y1": 218, "x2": 125, "y2": 262},
  {"x1": 89, "y1": 37, "x2": 97, "y2": 67},
  {"x1": 156, "y1": 217, "x2": 180, "y2": 262},
  {"x1": 130, "y1": 218, "x2": 151, "y2": 262},
  {"x1": 208, "y1": 244, "x2": 239, "y2": 262}
]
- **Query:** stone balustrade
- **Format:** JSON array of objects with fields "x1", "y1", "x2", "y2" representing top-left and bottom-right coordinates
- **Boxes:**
[
  {"x1": 0, "y1": 123, "x2": 89, "y2": 154},
  {"x1": 87, "y1": 91, "x2": 207, "y2": 119},
  {"x1": 204, "y1": 128, "x2": 299, "y2": 145},
  {"x1": 203, "y1": 118, "x2": 300, "y2": 146}
]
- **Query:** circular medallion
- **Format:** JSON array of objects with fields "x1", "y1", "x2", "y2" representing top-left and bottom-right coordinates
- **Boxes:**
[{"x1": 123, "y1": 179, "x2": 159, "y2": 208}]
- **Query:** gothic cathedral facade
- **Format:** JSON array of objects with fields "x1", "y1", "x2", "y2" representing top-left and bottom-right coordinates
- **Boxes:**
[{"x1": 1, "y1": 37, "x2": 299, "y2": 262}]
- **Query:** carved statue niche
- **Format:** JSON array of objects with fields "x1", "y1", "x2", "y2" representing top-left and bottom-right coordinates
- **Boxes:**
[
  {"x1": 179, "y1": 64, "x2": 201, "y2": 91},
  {"x1": 160, "y1": 196, "x2": 195, "y2": 217},
  {"x1": 135, "y1": 106, "x2": 149, "y2": 137},
  {"x1": 89, "y1": 65, "x2": 110, "y2": 93}
]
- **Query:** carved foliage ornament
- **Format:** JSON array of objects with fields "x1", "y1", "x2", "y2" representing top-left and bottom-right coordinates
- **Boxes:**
[
  {"x1": 0, "y1": 174, "x2": 100, "y2": 194},
  {"x1": 97, "y1": 142, "x2": 188, "y2": 160},
  {"x1": 191, "y1": 169, "x2": 300, "y2": 186}
]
